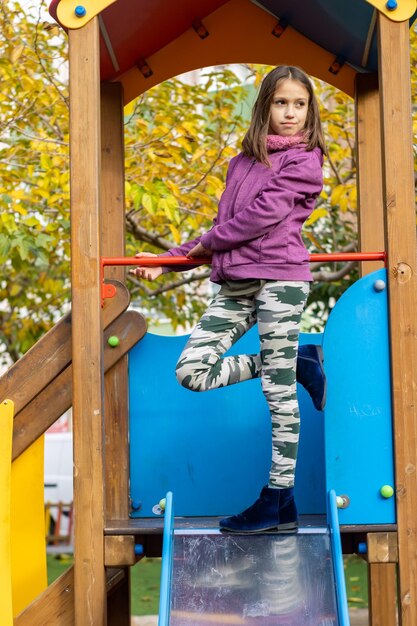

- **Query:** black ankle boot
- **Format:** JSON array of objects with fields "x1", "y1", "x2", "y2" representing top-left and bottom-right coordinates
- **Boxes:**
[
  {"x1": 219, "y1": 486, "x2": 298, "y2": 534},
  {"x1": 297, "y1": 344, "x2": 327, "y2": 411}
]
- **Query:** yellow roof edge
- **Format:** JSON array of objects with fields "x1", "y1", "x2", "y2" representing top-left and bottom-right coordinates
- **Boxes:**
[
  {"x1": 57, "y1": 0, "x2": 116, "y2": 29},
  {"x1": 364, "y1": 0, "x2": 416, "y2": 22}
]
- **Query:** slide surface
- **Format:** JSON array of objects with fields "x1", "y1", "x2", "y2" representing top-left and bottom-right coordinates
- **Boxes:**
[{"x1": 168, "y1": 527, "x2": 340, "y2": 625}]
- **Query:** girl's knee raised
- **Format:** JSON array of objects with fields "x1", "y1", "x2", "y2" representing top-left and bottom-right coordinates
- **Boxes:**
[{"x1": 175, "y1": 364, "x2": 204, "y2": 391}]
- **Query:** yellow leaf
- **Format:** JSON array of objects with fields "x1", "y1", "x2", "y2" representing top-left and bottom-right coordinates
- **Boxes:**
[
  {"x1": 339, "y1": 195, "x2": 349, "y2": 212},
  {"x1": 10, "y1": 45, "x2": 25, "y2": 64},
  {"x1": 349, "y1": 186, "x2": 357, "y2": 210},
  {"x1": 206, "y1": 175, "x2": 224, "y2": 191},
  {"x1": 330, "y1": 185, "x2": 345, "y2": 207},
  {"x1": 305, "y1": 207, "x2": 327, "y2": 226},
  {"x1": 40, "y1": 154, "x2": 51, "y2": 170},
  {"x1": 181, "y1": 121, "x2": 197, "y2": 136},
  {"x1": 9, "y1": 283, "x2": 22, "y2": 297},
  {"x1": 10, "y1": 189, "x2": 27, "y2": 200},
  {"x1": 168, "y1": 224, "x2": 181, "y2": 244},
  {"x1": 124, "y1": 101, "x2": 135, "y2": 117},
  {"x1": 142, "y1": 193, "x2": 154, "y2": 214},
  {"x1": 0, "y1": 213, "x2": 17, "y2": 233},
  {"x1": 177, "y1": 136, "x2": 192, "y2": 152},
  {"x1": 165, "y1": 180, "x2": 180, "y2": 195}
]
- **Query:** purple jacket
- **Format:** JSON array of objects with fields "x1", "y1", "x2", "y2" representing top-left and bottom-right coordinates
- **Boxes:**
[{"x1": 163, "y1": 145, "x2": 323, "y2": 283}]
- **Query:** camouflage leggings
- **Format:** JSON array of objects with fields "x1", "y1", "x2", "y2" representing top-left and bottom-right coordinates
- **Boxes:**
[{"x1": 176, "y1": 281, "x2": 309, "y2": 488}]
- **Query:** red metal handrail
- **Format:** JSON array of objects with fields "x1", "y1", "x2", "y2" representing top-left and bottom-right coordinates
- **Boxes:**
[
  {"x1": 102, "y1": 251, "x2": 386, "y2": 268},
  {"x1": 101, "y1": 251, "x2": 386, "y2": 303}
]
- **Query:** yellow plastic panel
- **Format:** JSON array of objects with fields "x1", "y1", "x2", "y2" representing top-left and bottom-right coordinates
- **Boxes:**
[
  {"x1": 365, "y1": 0, "x2": 416, "y2": 21},
  {"x1": 11, "y1": 436, "x2": 47, "y2": 616},
  {"x1": 0, "y1": 400, "x2": 14, "y2": 626},
  {"x1": 57, "y1": 0, "x2": 116, "y2": 29}
]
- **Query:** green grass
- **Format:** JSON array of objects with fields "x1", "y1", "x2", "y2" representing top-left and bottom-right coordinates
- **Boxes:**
[
  {"x1": 47, "y1": 553, "x2": 73, "y2": 585},
  {"x1": 47, "y1": 552, "x2": 368, "y2": 615},
  {"x1": 131, "y1": 558, "x2": 161, "y2": 616},
  {"x1": 344, "y1": 554, "x2": 368, "y2": 609}
]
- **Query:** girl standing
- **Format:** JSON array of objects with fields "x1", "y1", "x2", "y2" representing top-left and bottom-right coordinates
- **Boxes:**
[{"x1": 132, "y1": 65, "x2": 326, "y2": 533}]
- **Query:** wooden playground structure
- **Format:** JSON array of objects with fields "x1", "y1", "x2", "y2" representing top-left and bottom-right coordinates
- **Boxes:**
[{"x1": 1, "y1": 0, "x2": 417, "y2": 624}]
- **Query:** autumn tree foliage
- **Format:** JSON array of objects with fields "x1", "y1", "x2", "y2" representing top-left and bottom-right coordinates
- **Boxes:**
[
  {"x1": 1, "y1": 2, "x2": 416, "y2": 362},
  {"x1": 0, "y1": 2, "x2": 69, "y2": 363}
]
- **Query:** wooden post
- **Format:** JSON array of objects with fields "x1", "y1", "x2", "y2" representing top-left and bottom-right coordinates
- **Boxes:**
[
  {"x1": 378, "y1": 14, "x2": 417, "y2": 626},
  {"x1": 100, "y1": 82, "x2": 131, "y2": 625},
  {"x1": 69, "y1": 18, "x2": 107, "y2": 625},
  {"x1": 355, "y1": 73, "x2": 385, "y2": 276},
  {"x1": 355, "y1": 72, "x2": 397, "y2": 624},
  {"x1": 367, "y1": 532, "x2": 398, "y2": 626}
]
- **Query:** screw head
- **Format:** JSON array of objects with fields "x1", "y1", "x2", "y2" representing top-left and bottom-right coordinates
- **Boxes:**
[
  {"x1": 380, "y1": 484, "x2": 394, "y2": 498},
  {"x1": 74, "y1": 5, "x2": 87, "y2": 17},
  {"x1": 386, "y1": 0, "x2": 397, "y2": 10},
  {"x1": 107, "y1": 335, "x2": 120, "y2": 347},
  {"x1": 373, "y1": 279, "x2": 386, "y2": 292}
]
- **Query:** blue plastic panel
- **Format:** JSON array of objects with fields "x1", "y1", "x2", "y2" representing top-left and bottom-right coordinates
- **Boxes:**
[
  {"x1": 323, "y1": 269, "x2": 395, "y2": 525},
  {"x1": 128, "y1": 329, "x2": 325, "y2": 518}
]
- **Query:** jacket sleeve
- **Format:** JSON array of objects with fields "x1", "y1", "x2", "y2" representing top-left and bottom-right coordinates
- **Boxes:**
[
  {"x1": 157, "y1": 157, "x2": 238, "y2": 273},
  {"x1": 200, "y1": 151, "x2": 323, "y2": 252}
]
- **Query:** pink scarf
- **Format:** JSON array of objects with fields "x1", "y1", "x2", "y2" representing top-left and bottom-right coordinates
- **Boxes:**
[{"x1": 266, "y1": 132, "x2": 306, "y2": 151}]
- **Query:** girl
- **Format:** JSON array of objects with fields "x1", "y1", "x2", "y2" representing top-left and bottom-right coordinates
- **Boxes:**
[{"x1": 132, "y1": 65, "x2": 326, "y2": 533}]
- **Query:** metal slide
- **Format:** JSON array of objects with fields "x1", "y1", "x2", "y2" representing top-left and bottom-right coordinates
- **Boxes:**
[{"x1": 158, "y1": 492, "x2": 350, "y2": 626}]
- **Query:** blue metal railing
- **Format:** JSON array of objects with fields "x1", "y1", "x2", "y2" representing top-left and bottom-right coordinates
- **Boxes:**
[
  {"x1": 327, "y1": 489, "x2": 350, "y2": 626},
  {"x1": 158, "y1": 491, "x2": 174, "y2": 626}
]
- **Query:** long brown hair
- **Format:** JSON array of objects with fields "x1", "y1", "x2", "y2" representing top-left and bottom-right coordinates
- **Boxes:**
[{"x1": 242, "y1": 66, "x2": 327, "y2": 165}]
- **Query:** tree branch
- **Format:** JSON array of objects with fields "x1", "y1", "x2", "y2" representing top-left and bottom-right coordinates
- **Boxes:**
[
  {"x1": 311, "y1": 261, "x2": 356, "y2": 282},
  {"x1": 126, "y1": 212, "x2": 174, "y2": 250}
]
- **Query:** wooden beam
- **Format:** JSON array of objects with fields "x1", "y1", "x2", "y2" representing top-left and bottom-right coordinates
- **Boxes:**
[
  {"x1": 0, "y1": 280, "x2": 129, "y2": 422},
  {"x1": 12, "y1": 310, "x2": 146, "y2": 461},
  {"x1": 101, "y1": 82, "x2": 126, "y2": 285},
  {"x1": 367, "y1": 532, "x2": 398, "y2": 564},
  {"x1": 14, "y1": 567, "x2": 74, "y2": 626},
  {"x1": 368, "y1": 563, "x2": 398, "y2": 626},
  {"x1": 101, "y1": 81, "x2": 130, "y2": 521},
  {"x1": 14, "y1": 566, "x2": 127, "y2": 626},
  {"x1": 355, "y1": 73, "x2": 385, "y2": 276},
  {"x1": 366, "y1": 527, "x2": 398, "y2": 623},
  {"x1": 100, "y1": 82, "x2": 131, "y2": 626},
  {"x1": 377, "y1": 14, "x2": 417, "y2": 626},
  {"x1": 69, "y1": 17, "x2": 106, "y2": 625},
  {"x1": 104, "y1": 535, "x2": 136, "y2": 567}
]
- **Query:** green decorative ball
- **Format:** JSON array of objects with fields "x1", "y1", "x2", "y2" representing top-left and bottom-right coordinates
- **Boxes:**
[
  {"x1": 108, "y1": 335, "x2": 120, "y2": 347},
  {"x1": 380, "y1": 485, "x2": 394, "y2": 499}
]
